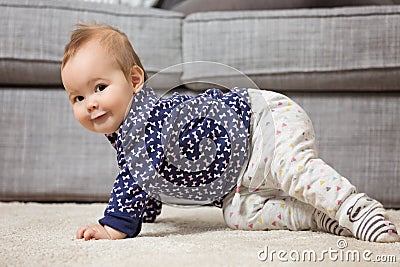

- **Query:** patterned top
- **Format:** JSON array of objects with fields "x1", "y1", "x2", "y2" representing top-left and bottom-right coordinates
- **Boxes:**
[{"x1": 99, "y1": 85, "x2": 252, "y2": 237}]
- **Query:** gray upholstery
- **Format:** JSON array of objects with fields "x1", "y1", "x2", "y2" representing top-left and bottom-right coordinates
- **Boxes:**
[
  {"x1": 2, "y1": 87, "x2": 400, "y2": 207},
  {"x1": 0, "y1": 0, "x2": 183, "y2": 89},
  {"x1": 182, "y1": 7, "x2": 400, "y2": 90},
  {"x1": 1, "y1": 0, "x2": 400, "y2": 207},
  {"x1": 171, "y1": 0, "x2": 397, "y2": 14}
]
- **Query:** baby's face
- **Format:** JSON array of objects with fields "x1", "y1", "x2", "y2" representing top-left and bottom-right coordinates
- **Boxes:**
[{"x1": 61, "y1": 39, "x2": 139, "y2": 134}]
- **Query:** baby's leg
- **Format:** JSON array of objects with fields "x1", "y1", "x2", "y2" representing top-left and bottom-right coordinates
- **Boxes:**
[
  {"x1": 222, "y1": 188, "x2": 351, "y2": 236},
  {"x1": 263, "y1": 91, "x2": 399, "y2": 242}
]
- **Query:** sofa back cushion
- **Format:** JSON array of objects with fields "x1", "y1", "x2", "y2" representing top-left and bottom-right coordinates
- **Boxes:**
[
  {"x1": 166, "y1": 0, "x2": 397, "y2": 15},
  {"x1": 0, "y1": 0, "x2": 183, "y2": 89},
  {"x1": 182, "y1": 6, "x2": 400, "y2": 91}
]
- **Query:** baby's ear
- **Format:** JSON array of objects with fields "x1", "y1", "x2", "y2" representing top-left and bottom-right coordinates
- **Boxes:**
[{"x1": 130, "y1": 65, "x2": 144, "y2": 93}]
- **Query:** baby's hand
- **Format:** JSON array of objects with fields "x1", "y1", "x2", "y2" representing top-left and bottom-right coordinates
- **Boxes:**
[
  {"x1": 76, "y1": 223, "x2": 126, "y2": 240},
  {"x1": 77, "y1": 224, "x2": 111, "y2": 240}
]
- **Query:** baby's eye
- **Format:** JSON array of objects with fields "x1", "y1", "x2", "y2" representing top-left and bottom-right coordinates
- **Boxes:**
[
  {"x1": 74, "y1": 96, "x2": 84, "y2": 103},
  {"x1": 95, "y1": 84, "x2": 107, "y2": 92}
]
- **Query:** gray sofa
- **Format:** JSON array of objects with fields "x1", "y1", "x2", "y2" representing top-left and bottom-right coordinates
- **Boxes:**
[{"x1": 1, "y1": 0, "x2": 400, "y2": 207}]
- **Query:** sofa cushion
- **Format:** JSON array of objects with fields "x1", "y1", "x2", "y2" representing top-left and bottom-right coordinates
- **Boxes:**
[
  {"x1": 1, "y1": 87, "x2": 400, "y2": 208},
  {"x1": 0, "y1": 0, "x2": 183, "y2": 89},
  {"x1": 171, "y1": 0, "x2": 396, "y2": 15},
  {"x1": 182, "y1": 6, "x2": 400, "y2": 91}
]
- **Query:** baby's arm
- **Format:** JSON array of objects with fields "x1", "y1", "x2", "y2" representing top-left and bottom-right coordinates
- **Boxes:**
[{"x1": 76, "y1": 223, "x2": 127, "y2": 240}]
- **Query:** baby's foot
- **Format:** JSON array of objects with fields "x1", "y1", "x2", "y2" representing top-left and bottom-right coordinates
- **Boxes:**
[
  {"x1": 336, "y1": 193, "x2": 399, "y2": 242},
  {"x1": 313, "y1": 209, "x2": 352, "y2": 236}
]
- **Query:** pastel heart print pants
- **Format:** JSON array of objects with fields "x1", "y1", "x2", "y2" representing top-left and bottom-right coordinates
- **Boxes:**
[{"x1": 222, "y1": 89, "x2": 356, "y2": 231}]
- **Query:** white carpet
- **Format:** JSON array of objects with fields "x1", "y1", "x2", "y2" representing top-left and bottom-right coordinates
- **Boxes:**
[{"x1": 1, "y1": 202, "x2": 399, "y2": 267}]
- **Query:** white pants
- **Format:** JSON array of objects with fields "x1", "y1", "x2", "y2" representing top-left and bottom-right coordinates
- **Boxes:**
[{"x1": 223, "y1": 89, "x2": 356, "y2": 231}]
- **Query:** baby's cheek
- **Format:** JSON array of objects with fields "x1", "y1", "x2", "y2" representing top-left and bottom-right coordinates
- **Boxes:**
[{"x1": 73, "y1": 108, "x2": 91, "y2": 129}]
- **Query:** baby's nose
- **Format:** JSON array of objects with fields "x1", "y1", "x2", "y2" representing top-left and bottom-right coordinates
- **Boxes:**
[{"x1": 86, "y1": 97, "x2": 99, "y2": 111}]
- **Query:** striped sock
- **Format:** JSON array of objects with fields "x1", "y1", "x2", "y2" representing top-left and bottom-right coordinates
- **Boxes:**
[
  {"x1": 336, "y1": 193, "x2": 400, "y2": 243},
  {"x1": 313, "y1": 209, "x2": 352, "y2": 236}
]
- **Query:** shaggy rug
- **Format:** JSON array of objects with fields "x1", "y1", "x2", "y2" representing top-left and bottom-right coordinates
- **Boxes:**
[{"x1": 1, "y1": 202, "x2": 399, "y2": 267}]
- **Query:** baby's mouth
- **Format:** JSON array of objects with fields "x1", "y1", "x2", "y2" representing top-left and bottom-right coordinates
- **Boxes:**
[{"x1": 90, "y1": 111, "x2": 108, "y2": 121}]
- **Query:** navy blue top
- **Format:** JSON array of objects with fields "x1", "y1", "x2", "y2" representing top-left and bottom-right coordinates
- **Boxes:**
[{"x1": 99, "y1": 85, "x2": 251, "y2": 237}]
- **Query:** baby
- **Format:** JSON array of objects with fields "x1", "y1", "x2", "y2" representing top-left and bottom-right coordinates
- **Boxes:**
[{"x1": 61, "y1": 23, "x2": 399, "y2": 242}]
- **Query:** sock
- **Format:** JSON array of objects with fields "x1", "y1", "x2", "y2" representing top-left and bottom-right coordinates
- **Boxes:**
[
  {"x1": 313, "y1": 209, "x2": 352, "y2": 236},
  {"x1": 336, "y1": 193, "x2": 399, "y2": 242}
]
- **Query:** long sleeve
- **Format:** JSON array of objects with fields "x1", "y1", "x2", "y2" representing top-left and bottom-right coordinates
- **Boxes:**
[
  {"x1": 142, "y1": 196, "x2": 162, "y2": 223},
  {"x1": 98, "y1": 165, "x2": 148, "y2": 238}
]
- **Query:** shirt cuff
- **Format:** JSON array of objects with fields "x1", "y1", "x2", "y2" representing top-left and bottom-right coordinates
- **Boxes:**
[{"x1": 99, "y1": 214, "x2": 142, "y2": 238}]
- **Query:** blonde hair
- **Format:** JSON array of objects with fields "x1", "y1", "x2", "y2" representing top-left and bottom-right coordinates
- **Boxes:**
[{"x1": 62, "y1": 23, "x2": 148, "y2": 81}]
